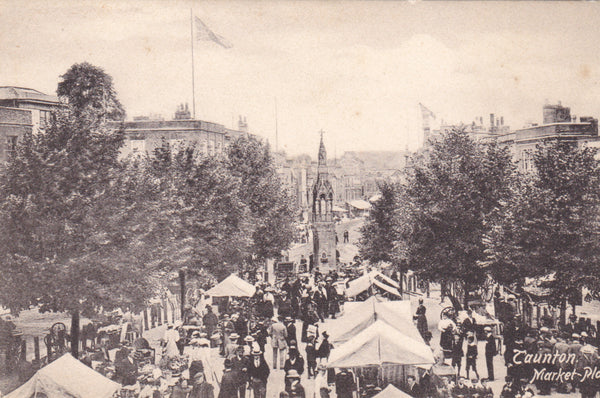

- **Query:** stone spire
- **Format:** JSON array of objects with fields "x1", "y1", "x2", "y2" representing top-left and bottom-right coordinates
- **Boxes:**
[{"x1": 318, "y1": 130, "x2": 327, "y2": 171}]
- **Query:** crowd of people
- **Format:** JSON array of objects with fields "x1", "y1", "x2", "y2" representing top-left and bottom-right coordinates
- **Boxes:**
[{"x1": 131, "y1": 270, "x2": 349, "y2": 398}]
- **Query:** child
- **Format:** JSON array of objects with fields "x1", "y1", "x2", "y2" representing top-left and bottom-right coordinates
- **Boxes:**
[
  {"x1": 451, "y1": 333, "x2": 464, "y2": 378},
  {"x1": 465, "y1": 333, "x2": 479, "y2": 380},
  {"x1": 306, "y1": 335, "x2": 317, "y2": 379}
]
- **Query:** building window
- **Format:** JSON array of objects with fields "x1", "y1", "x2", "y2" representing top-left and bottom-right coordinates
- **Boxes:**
[
  {"x1": 6, "y1": 135, "x2": 17, "y2": 158},
  {"x1": 39, "y1": 110, "x2": 52, "y2": 129}
]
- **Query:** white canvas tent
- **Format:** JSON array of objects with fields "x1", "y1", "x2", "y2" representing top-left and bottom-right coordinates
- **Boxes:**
[
  {"x1": 327, "y1": 321, "x2": 434, "y2": 368},
  {"x1": 373, "y1": 384, "x2": 413, "y2": 398},
  {"x1": 5, "y1": 354, "x2": 120, "y2": 398},
  {"x1": 205, "y1": 274, "x2": 256, "y2": 297},
  {"x1": 346, "y1": 270, "x2": 401, "y2": 298},
  {"x1": 328, "y1": 299, "x2": 422, "y2": 344}
]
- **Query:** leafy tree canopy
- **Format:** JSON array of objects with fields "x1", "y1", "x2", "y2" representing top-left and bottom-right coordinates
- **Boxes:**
[{"x1": 402, "y1": 129, "x2": 515, "y2": 293}]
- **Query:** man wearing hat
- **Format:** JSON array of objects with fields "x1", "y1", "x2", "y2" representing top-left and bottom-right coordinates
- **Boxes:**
[
  {"x1": 190, "y1": 372, "x2": 215, "y2": 398},
  {"x1": 219, "y1": 359, "x2": 238, "y2": 398},
  {"x1": 284, "y1": 369, "x2": 305, "y2": 397},
  {"x1": 203, "y1": 305, "x2": 218, "y2": 345},
  {"x1": 564, "y1": 314, "x2": 579, "y2": 336},
  {"x1": 231, "y1": 345, "x2": 249, "y2": 398},
  {"x1": 224, "y1": 333, "x2": 240, "y2": 359},
  {"x1": 335, "y1": 368, "x2": 356, "y2": 398},
  {"x1": 247, "y1": 347, "x2": 270, "y2": 398},
  {"x1": 484, "y1": 327, "x2": 496, "y2": 381}
]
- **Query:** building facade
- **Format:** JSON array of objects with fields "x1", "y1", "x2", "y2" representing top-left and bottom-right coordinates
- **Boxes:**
[
  {"x1": 311, "y1": 135, "x2": 337, "y2": 272},
  {"x1": 118, "y1": 107, "x2": 250, "y2": 159},
  {"x1": 0, "y1": 87, "x2": 61, "y2": 162},
  {"x1": 498, "y1": 103, "x2": 598, "y2": 172}
]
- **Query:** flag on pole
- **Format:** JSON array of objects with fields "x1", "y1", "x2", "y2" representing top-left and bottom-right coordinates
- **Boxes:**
[
  {"x1": 194, "y1": 16, "x2": 232, "y2": 49},
  {"x1": 419, "y1": 103, "x2": 436, "y2": 120}
]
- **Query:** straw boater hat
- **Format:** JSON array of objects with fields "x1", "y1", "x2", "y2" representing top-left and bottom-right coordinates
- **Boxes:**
[
  {"x1": 286, "y1": 369, "x2": 300, "y2": 379},
  {"x1": 198, "y1": 338, "x2": 210, "y2": 346},
  {"x1": 252, "y1": 347, "x2": 262, "y2": 356},
  {"x1": 244, "y1": 335, "x2": 255, "y2": 342},
  {"x1": 229, "y1": 333, "x2": 240, "y2": 340}
]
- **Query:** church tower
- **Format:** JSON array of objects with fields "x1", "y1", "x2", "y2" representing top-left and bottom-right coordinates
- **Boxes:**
[{"x1": 311, "y1": 132, "x2": 337, "y2": 272}]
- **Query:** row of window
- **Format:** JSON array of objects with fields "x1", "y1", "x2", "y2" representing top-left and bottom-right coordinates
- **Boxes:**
[{"x1": 129, "y1": 138, "x2": 223, "y2": 156}]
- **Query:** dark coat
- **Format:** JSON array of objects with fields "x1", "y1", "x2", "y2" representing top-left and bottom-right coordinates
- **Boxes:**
[
  {"x1": 218, "y1": 370, "x2": 238, "y2": 398},
  {"x1": 189, "y1": 382, "x2": 214, "y2": 398},
  {"x1": 485, "y1": 334, "x2": 497, "y2": 357},
  {"x1": 231, "y1": 355, "x2": 249, "y2": 383},
  {"x1": 284, "y1": 355, "x2": 305, "y2": 375},
  {"x1": 286, "y1": 323, "x2": 297, "y2": 345},
  {"x1": 247, "y1": 356, "x2": 270, "y2": 383},
  {"x1": 317, "y1": 338, "x2": 332, "y2": 359}
]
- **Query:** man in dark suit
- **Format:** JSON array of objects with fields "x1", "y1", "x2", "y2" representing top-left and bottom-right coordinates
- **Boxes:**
[
  {"x1": 231, "y1": 346, "x2": 249, "y2": 398},
  {"x1": 247, "y1": 348, "x2": 270, "y2": 398},
  {"x1": 462, "y1": 309, "x2": 477, "y2": 337},
  {"x1": 285, "y1": 317, "x2": 296, "y2": 346},
  {"x1": 484, "y1": 327, "x2": 497, "y2": 381},
  {"x1": 335, "y1": 368, "x2": 356, "y2": 398},
  {"x1": 219, "y1": 359, "x2": 238, "y2": 398}
]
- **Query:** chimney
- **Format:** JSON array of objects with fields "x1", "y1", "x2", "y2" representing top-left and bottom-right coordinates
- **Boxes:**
[
  {"x1": 490, "y1": 113, "x2": 495, "y2": 127},
  {"x1": 500, "y1": 116, "x2": 504, "y2": 126}
]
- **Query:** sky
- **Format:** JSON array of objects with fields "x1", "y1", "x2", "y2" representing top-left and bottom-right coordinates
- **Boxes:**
[{"x1": 1, "y1": 1, "x2": 600, "y2": 156}]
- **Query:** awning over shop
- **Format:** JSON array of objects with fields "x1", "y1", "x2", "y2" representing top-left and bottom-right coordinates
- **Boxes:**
[
  {"x1": 205, "y1": 274, "x2": 256, "y2": 297},
  {"x1": 327, "y1": 320, "x2": 435, "y2": 368},
  {"x1": 348, "y1": 199, "x2": 372, "y2": 210},
  {"x1": 5, "y1": 354, "x2": 121, "y2": 398}
]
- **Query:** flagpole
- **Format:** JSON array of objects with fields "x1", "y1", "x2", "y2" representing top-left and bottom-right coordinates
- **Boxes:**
[
  {"x1": 190, "y1": 9, "x2": 196, "y2": 119},
  {"x1": 275, "y1": 97, "x2": 278, "y2": 151}
]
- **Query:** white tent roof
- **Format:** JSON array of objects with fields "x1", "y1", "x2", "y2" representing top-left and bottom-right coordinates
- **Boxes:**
[
  {"x1": 328, "y1": 299, "x2": 421, "y2": 344},
  {"x1": 332, "y1": 205, "x2": 348, "y2": 212},
  {"x1": 6, "y1": 354, "x2": 120, "y2": 398},
  {"x1": 327, "y1": 320, "x2": 434, "y2": 368},
  {"x1": 205, "y1": 274, "x2": 256, "y2": 297},
  {"x1": 373, "y1": 384, "x2": 413, "y2": 398},
  {"x1": 346, "y1": 271, "x2": 400, "y2": 298}
]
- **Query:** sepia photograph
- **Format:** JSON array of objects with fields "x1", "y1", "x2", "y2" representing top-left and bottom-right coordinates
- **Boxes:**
[{"x1": 1, "y1": 1, "x2": 600, "y2": 397}]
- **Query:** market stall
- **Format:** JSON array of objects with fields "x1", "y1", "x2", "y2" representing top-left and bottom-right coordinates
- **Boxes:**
[
  {"x1": 346, "y1": 270, "x2": 402, "y2": 299},
  {"x1": 373, "y1": 384, "x2": 414, "y2": 398},
  {"x1": 205, "y1": 274, "x2": 256, "y2": 314},
  {"x1": 328, "y1": 299, "x2": 420, "y2": 344},
  {"x1": 327, "y1": 321, "x2": 434, "y2": 396},
  {"x1": 5, "y1": 353, "x2": 121, "y2": 398}
]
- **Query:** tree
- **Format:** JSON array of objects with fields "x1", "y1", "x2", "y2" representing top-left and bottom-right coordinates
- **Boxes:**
[
  {"x1": 485, "y1": 140, "x2": 600, "y2": 322},
  {"x1": 0, "y1": 64, "x2": 147, "y2": 359},
  {"x1": 226, "y1": 136, "x2": 295, "y2": 264},
  {"x1": 57, "y1": 62, "x2": 125, "y2": 123},
  {"x1": 145, "y1": 141, "x2": 252, "y2": 280},
  {"x1": 402, "y1": 129, "x2": 515, "y2": 308},
  {"x1": 359, "y1": 181, "x2": 400, "y2": 265}
]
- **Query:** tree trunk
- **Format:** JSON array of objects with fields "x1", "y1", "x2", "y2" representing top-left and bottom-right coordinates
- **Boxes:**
[
  {"x1": 179, "y1": 269, "x2": 186, "y2": 321},
  {"x1": 560, "y1": 298, "x2": 567, "y2": 327},
  {"x1": 71, "y1": 311, "x2": 80, "y2": 359},
  {"x1": 398, "y1": 263, "x2": 403, "y2": 297},
  {"x1": 463, "y1": 282, "x2": 470, "y2": 310}
]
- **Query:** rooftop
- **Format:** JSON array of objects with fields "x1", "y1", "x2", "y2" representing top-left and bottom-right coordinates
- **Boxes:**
[{"x1": 0, "y1": 86, "x2": 59, "y2": 104}]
